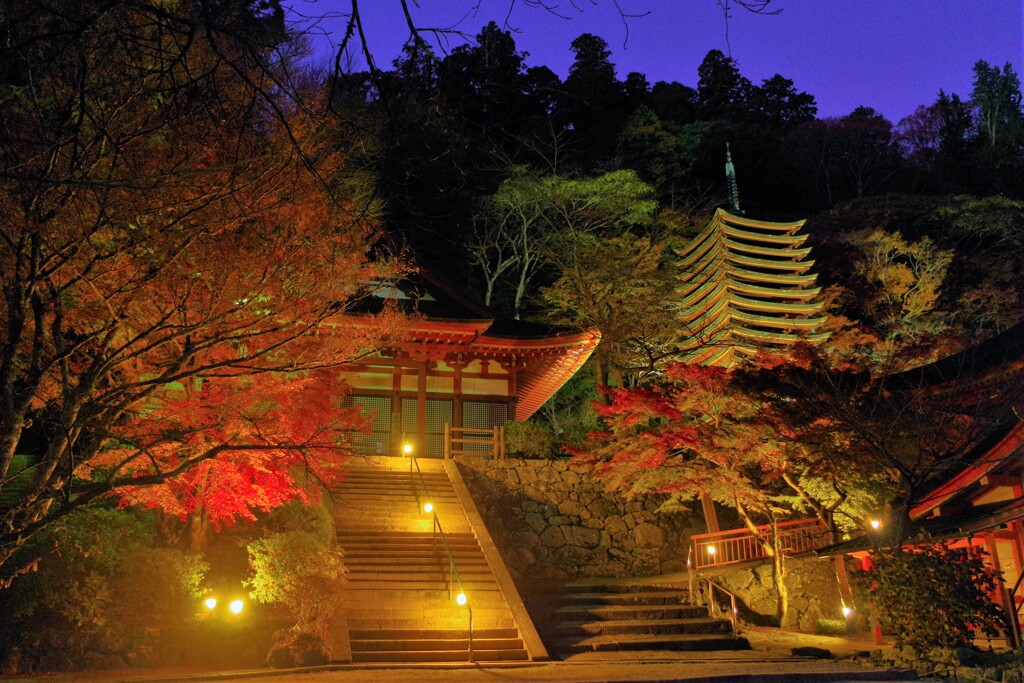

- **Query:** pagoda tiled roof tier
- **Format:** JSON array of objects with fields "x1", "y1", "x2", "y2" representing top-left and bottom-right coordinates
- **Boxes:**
[{"x1": 676, "y1": 209, "x2": 828, "y2": 366}]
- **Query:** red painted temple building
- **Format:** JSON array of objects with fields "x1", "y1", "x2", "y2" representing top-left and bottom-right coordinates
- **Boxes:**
[{"x1": 340, "y1": 270, "x2": 600, "y2": 457}]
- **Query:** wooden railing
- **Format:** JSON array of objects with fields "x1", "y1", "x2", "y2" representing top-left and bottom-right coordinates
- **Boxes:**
[
  {"x1": 443, "y1": 424, "x2": 505, "y2": 460},
  {"x1": 690, "y1": 518, "x2": 831, "y2": 570}
]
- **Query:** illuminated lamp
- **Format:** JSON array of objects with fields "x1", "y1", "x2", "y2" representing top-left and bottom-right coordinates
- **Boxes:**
[
  {"x1": 707, "y1": 545, "x2": 717, "y2": 556},
  {"x1": 456, "y1": 593, "x2": 467, "y2": 606},
  {"x1": 869, "y1": 519, "x2": 882, "y2": 530},
  {"x1": 204, "y1": 597, "x2": 217, "y2": 610},
  {"x1": 402, "y1": 443, "x2": 413, "y2": 456},
  {"x1": 842, "y1": 605, "x2": 853, "y2": 618},
  {"x1": 229, "y1": 599, "x2": 244, "y2": 614},
  {"x1": 423, "y1": 502, "x2": 433, "y2": 513}
]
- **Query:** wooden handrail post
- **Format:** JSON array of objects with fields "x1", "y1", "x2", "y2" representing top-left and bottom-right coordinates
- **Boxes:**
[{"x1": 444, "y1": 423, "x2": 451, "y2": 459}]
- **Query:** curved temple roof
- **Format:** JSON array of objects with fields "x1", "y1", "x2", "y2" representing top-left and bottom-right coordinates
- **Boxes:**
[
  {"x1": 361, "y1": 268, "x2": 601, "y2": 422},
  {"x1": 676, "y1": 209, "x2": 828, "y2": 366}
]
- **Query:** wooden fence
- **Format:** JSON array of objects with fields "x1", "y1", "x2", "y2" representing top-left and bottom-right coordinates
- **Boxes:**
[{"x1": 443, "y1": 424, "x2": 506, "y2": 460}]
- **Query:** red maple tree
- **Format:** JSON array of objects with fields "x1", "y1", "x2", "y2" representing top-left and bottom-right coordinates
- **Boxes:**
[{"x1": 0, "y1": 0, "x2": 409, "y2": 568}]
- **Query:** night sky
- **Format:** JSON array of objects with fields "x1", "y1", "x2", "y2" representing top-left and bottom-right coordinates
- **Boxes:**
[{"x1": 293, "y1": 0, "x2": 1022, "y2": 122}]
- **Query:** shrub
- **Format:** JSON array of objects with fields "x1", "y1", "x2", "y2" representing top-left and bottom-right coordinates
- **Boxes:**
[
  {"x1": 505, "y1": 420, "x2": 557, "y2": 458},
  {"x1": 246, "y1": 530, "x2": 345, "y2": 649},
  {"x1": 863, "y1": 542, "x2": 1007, "y2": 657},
  {"x1": 0, "y1": 507, "x2": 207, "y2": 672},
  {"x1": 815, "y1": 617, "x2": 855, "y2": 636}
]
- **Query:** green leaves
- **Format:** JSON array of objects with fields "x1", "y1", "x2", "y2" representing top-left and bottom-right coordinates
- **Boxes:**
[{"x1": 864, "y1": 543, "x2": 1007, "y2": 656}]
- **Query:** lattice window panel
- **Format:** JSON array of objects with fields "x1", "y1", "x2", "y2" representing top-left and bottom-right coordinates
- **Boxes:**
[
  {"x1": 462, "y1": 401, "x2": 509, "y2": 453},
  {"x1": 400, "y1": 398, "x2": 452, "y2": 457},
  {"x1": 425, "y1": 399, "x2": 453, "y2": 457},
  {"x1": 342, "y1": 395, "x2": 392, "y2": 455},
  {"x1": 401, "y1": 398, "x2": 418, "y2": 447}
]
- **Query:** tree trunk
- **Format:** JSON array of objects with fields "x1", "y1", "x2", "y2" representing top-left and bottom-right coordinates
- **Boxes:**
[
  {"x1": 770, "y1": 520, "x2": 792, "y2": 627},
  {"x1": 189, "y1": 496, "x2": 209, "y2": 553},
  {"x1": 592, "y1": 353, "x2": 610, "y2": 405}
]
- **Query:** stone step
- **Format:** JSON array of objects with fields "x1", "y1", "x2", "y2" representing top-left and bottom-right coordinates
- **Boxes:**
[
  {"x1": 558, "y1": 617, "x2": 734, "y2": 637},
  {"x1": 558, "y1": 590, "x2": 691, "y2": 606},
  {"x1": 346, "y1": 580, "x2": 500, "y2": 592},
  {"x1": 562, "y1": 582, "x2": 688, "y2": 594},
  {"x1": 339, "y1": 529, "x2": 476, "y2": 538},
  {"x1": 336, "y1": 524, "x2": 474, "y2": 534},
  {"x1": 346, "y1": 570, "x2": 497, "y2": 582},
  {"x1": 345, "y1": 595, "x2": 512, "y2": 611},
  {"x1": 560, "y1": 632, "x2": 751, "y2": 653},
  {"x1": 351, "y1": 637, "x2": 523, "y2": 652},
  {"x1": 337, "y1": 533, "x2": 480, "y2": 544},
  {"x1": 343, "y1": 551, "x2": 484, "y2": 562},
  {"x1": 344, "y1": 556, "x2": 489, "y2": 567},
  {"x1": 334, "y1": 495, "x2": 458, "y2": 506},
  {"x1": 349, "y1": 648, "x2": 528, "y2": 663},
  {"x1": 335, "y1": 480, "x2": 454, "y2": 490},
  {"x1": 348, "y1": 618, "x2": 515, "y2": 632},
  {"x1": 341, "y1": 540, "x2": 484, "y2": 551},
  {"x1": 344, "y1": 607, "x2": 509, "y2": 619},
  {"x1": 340, "y1": 544, "x2": 483, "y2": 555},
  {"x1": 332, "y1": 460, "x2": 532, "y2": 664},
  {"x1": 556, "y1": 604, "x2": 709, "y2": 621}
]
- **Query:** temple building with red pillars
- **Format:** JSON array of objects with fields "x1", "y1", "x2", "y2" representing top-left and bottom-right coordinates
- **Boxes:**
[
  {"x1": 339, "y1": 269, "x2": 600, "y2": 458},
  {"x1": 863, "y1": 320, "x2": 1024, "y2": 646}
]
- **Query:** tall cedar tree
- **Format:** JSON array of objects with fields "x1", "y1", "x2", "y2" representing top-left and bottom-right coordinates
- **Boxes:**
[{"x1": 0, "y1": 0, "x2": 407, "y2": 569}]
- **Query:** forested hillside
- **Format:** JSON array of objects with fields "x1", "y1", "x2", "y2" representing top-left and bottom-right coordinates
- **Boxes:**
[{"x1": 328, "y1": 22, "x2": 1024, "y2": 382}]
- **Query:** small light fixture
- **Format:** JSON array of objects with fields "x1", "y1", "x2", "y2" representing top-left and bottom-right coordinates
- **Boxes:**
[
  {"x1": 869, "y1": 519, "x2": 882, "y2": 530},
  {"x1": 402, "y1": 442, "x2": 413, "y2": 456},
  {"x1": 842, "y1": 605, "x2": 853, "y2": 618},
  {"x1": 456, "y1": 592, "x2": 467, "y2": 606},
  {"x1": 204, "y1": 597, "x2": 217, "y2": 610},
  {"x1": 423, "y1": 502, "x2": 433, "y2": 513},
  {"x1": 229, "y1": 599, "x2": 244, "y2": 614},
  {"x1": 707, "y1": 545, "x2": 717, "y2": 556}
]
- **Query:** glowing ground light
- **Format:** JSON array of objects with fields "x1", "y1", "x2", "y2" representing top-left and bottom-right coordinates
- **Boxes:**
[
  {"x1": 456, "y1": 593, "x2": 467, "y2": 606},
  {"x1": 229, "y1": 599, "x2": 244, "y2": 614},
  {"x1": 204, "y1": 597, "x2": 217, "y2": 610},
  {"x1": 403, "y1": 443, "x2": 413, "y2": 455},
  {"x1": 707, "y1": 545, "x2": 717, "y2": 556},
  {"x1": 423, "y1": 502, "x2": 433, "y2": 513},
  {"x1": 869, "y1": 519, "x2": 882, "y2": 530},
  {"x1": 842, "y1": 606, "x2": 853, "y2": 618}
]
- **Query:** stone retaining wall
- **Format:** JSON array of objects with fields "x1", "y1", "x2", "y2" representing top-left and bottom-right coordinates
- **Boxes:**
[
  {"x1": 713, "y1": 556, "x2": 846, "y2": 631},
  {"x1": 455, "y1": 457, "x2": 703, "y2": 579},
  {"x1": 455, "y1": 457, "x2": 846, "y2": 633}
]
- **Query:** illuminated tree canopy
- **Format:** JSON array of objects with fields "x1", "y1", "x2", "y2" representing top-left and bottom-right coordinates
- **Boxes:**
[{"x1": 0, "y1": 0, "x2": 406, "y2": 570}]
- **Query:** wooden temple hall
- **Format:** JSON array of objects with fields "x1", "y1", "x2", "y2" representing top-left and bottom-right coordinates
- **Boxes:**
[{"x1": 340, "y1": 272, "x2": 600, "y2": 458}]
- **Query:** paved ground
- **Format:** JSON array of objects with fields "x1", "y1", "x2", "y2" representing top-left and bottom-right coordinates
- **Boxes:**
[{"x1": 1, "y1": 628, "x2": 911, "y2": 683}]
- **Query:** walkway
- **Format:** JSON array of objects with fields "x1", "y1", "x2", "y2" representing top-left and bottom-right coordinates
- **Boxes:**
[{"x1": 23, "y1": 629, "x2": 907, "y2": 683}]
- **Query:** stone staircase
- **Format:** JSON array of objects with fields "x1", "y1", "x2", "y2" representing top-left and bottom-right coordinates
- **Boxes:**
[
  {"x1": 331, "y1": 456, "x2": 537, "y2": 663},
  {"x1": 549, "y1": 581, "x2": 751, "y2": 654}
]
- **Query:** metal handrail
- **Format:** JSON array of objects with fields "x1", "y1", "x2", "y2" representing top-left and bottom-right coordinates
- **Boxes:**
[
  {"x1": 687, "y1": 547, "x2": 739, "y2": 634},
  {"x1": 409, "y1": 453, "x2": 474, "y2": 660}
]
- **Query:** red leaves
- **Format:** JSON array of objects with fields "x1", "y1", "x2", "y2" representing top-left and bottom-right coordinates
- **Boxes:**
[{"x1": 575, "y1": 359, "x2": 803, "y2": 517}]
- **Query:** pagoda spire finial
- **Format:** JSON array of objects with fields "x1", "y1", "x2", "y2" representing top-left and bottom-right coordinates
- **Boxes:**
[{"x1": 725, "y1": 143, "x2": 742, "y2": 214}]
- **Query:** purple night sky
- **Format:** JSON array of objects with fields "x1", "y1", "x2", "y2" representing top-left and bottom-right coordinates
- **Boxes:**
[{"x1": 292, "y1": 0, "x2": 1023, "y2": 123}]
